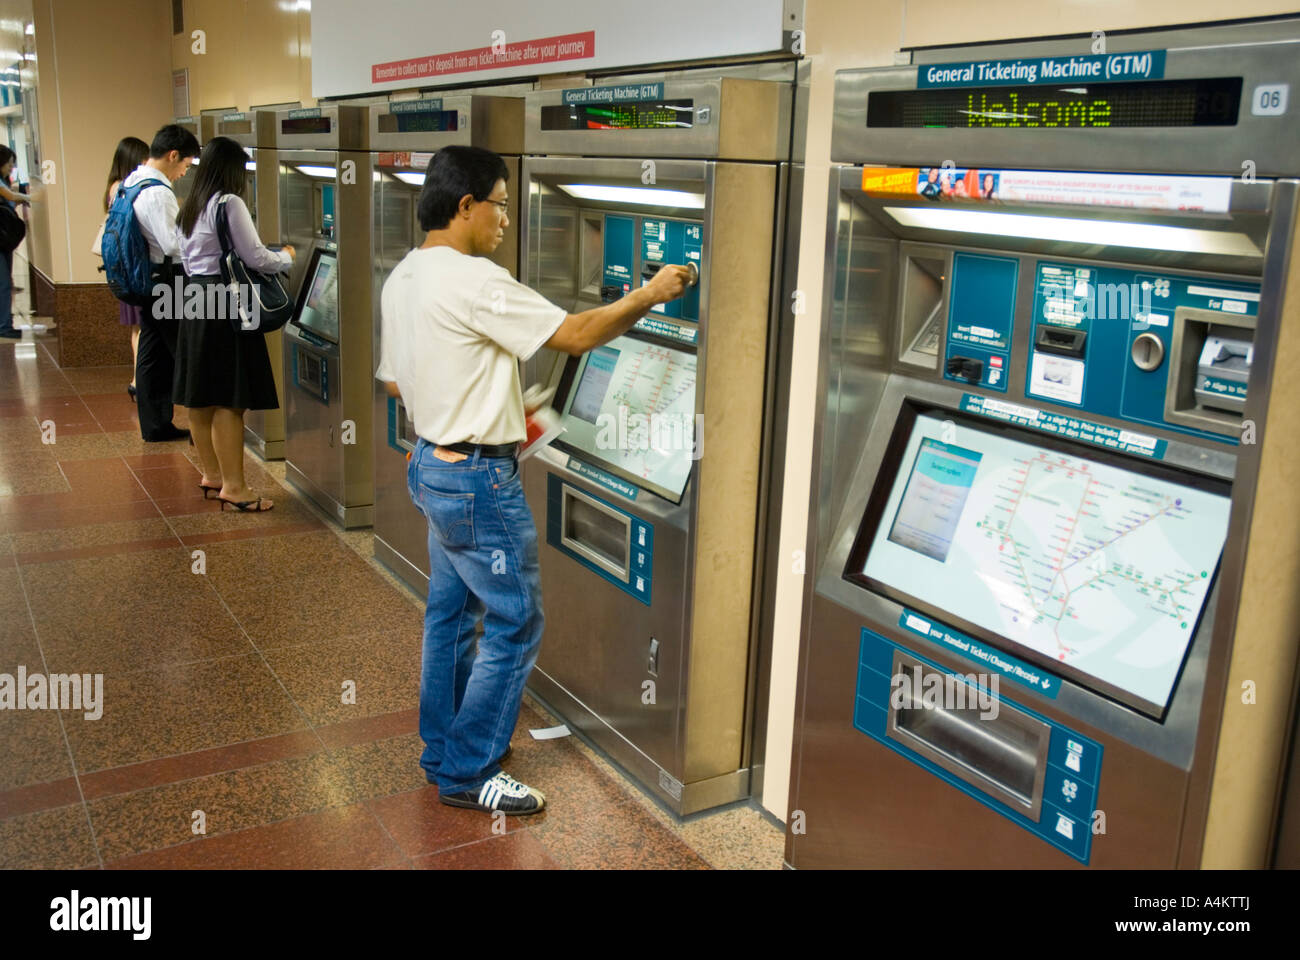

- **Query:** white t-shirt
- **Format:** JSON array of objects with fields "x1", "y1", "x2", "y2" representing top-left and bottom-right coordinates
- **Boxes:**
[{"x1": 377, "y1": 246, "x2": 566, "y2": 445}]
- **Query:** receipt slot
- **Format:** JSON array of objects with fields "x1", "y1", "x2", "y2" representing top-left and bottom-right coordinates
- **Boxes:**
[
  {"x1": 519, "y1": 73, "x2": 794, "y2": 813},
  {"x1": 367, "y1": 95, "x2": 525, "y2": 594},
  {"x1": 787, "y1": 20, "x2": 1300, "y2": 868}
]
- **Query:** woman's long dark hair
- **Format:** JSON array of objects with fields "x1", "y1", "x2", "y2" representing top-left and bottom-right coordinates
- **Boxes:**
[
  {"x1": 103, "y1": 137, "x2": 148, "y2": 212},
  {"x1": 177, "y1": 136, "x2": 248, "y2": 237}
]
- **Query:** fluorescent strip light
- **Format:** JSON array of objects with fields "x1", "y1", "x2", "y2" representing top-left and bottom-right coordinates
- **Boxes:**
[
  {"x1": 558, "y1": 183, "x2": 704, "y2": 209},
  {"x1": 245, "y1": 162, "x2": 257, "y2": 172},
  {"x1": 393, "y1": 172, "x2": 426, "y2": 186},
  {"x1": 883, "y1": 206, "x2": 1261, "y2": 257},
  {"x1": 295, "y1": 164, "x2": 336, "y2": 179}
]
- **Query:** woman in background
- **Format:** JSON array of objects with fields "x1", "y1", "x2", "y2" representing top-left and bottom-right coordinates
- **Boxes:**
[
  {"x1": 175, "y1": 136, "x2": 293, "y2": 512},
  {"x1": 97, "y1": 137, "x2": 150, "y2": 392},
  {"x1": 0, "y1": 145, "x2": 32, "y2": 340}
]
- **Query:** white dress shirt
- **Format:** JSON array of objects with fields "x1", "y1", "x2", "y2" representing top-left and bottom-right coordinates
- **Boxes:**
[
  {"x1": 122, "y1": 165, "x2": 180, "y2": 264},
  {"x1": 179, "y1": 194, "x2": 291, "y2": 277}
]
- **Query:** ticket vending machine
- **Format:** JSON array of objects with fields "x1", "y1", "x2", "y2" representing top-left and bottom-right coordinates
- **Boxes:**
[
  {"x1": 277, "y1": 105, "x2": 375, "y2": 527},
  {"x1": 212, "y1": 109, "x2": 286, "y2": 459},
  {"x1": 370, "y1": 95, "x2": 525, "y2": 593},
  {"x1": 786, "y1": 21, "x2": 1300, "y2": 868},
  {"x1": 520, "y1": 76, "x2": 793, "y2": 814}
]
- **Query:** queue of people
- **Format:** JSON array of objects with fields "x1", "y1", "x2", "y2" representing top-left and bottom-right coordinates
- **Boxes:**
[
  {"x1": 97, "y1": 124, "x2": 292, "y2": 511},
  {"x1": 0, "y1": 145, "x2": 33, "y2": 340}
]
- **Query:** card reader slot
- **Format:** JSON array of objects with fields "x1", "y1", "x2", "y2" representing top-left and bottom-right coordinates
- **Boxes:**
[
  {"x1": 885, "y1": 651, "x2": 1050, "y2": 820},
  {"x1": 560, "y1": 485, "x2": 632, "y2": 583}
]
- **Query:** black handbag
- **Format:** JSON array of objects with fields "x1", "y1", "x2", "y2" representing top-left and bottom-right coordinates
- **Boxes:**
[
  {"x1": 0, "y1": 201, "x2": 25, "y2": 253},
  {"x1": 214, "y1": 195, "x2": 294, "y2": 335}
]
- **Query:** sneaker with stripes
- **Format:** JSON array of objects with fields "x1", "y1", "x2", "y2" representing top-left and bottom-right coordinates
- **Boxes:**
[{"x1": 439, "y1": 772, "x2": 545, "y2": 815}]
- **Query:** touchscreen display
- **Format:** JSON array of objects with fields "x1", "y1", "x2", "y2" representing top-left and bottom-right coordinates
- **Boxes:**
[
  {"x1": 849, "y1": 409, "x2": 1232, "y2": 715},
  {"x1": 296, "y1": 252, "x2": 339, "y2": 343},
  {"x1": 558, "y1": 334, "x2": 697, "y2": 502}
]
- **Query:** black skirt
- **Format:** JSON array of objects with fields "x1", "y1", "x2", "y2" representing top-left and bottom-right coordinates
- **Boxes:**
[{"x1": 172, "y1": 277, "x2": 279, "y2": 410}]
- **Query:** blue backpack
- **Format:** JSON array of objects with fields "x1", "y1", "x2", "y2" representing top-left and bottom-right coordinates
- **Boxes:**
[{"x1": 101, "y1": 179, "x2": 169, "y2": 307}]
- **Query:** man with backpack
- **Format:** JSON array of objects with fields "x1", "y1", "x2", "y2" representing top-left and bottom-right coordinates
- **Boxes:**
[{"x1": 117, "y1": 124, "x2": 199, "y2": 442}]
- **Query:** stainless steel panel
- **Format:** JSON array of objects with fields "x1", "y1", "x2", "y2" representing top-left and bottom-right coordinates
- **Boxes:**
[
  {"x1": 525, "y1": 449, "x2": 692, "y2": 778},
  {"x1": 832, "y1": 30, "x2": 1300, "y2": 175},
  {"x1": 271, "y1": 104, "x2": 367, "y2": 151},
  {"x1": 788, "y1": 592, "x2": 1186, "y2": 868},
  {"x1": 368, "y1": 95, "x2": 524, "y2": 154},
  {"x1": 279, "y1": 145, "x2": 375, "y2": 526},
  {"x1": 284, "y1": 329, "x2": 345, "y2": 507},
  {"x1": 525, "y1": 77, "x2": 790, "y2": 160},
  {"x1": 789, "y1": 123, "x2": 1295, "y2": 866}
]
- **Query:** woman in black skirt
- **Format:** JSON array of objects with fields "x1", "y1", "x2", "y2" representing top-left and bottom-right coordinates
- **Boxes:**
[{"x1": 175, "y1": 136, "x2": 295, "y2": 512}]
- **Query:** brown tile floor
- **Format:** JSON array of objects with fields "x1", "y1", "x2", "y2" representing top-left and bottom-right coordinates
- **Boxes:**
[{"x1": 0, "y1": 341, "x2": 784, "y2": 870}]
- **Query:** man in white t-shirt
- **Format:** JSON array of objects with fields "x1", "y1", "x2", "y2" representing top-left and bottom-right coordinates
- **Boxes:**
[{"x1": 377, "y1": 146, "x2": 690, "y2": 816}]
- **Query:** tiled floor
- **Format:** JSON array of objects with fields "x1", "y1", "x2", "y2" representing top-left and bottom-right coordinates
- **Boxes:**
[{"x1": 0, "y1": 338, "x2": 784, "y2": 870}]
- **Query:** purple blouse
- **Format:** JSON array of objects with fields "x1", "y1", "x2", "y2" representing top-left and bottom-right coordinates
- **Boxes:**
[{"x1": 179, "y1": 194, "x2": 291, "y2": 277}]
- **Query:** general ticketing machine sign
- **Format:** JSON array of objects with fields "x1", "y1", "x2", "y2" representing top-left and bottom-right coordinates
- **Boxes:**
[{"x1": 787, "y1": 22, "x2": 1300, "y2": 870}]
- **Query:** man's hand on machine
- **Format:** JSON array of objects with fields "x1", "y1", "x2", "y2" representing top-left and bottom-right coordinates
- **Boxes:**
[{"x1": 645, "y1": 263, "x2": 695, "y2": 303}]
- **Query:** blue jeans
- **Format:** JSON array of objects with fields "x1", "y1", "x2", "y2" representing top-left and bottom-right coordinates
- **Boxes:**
[{"x1": 407, "y1": 439, "x2": 544, "y2": 794}]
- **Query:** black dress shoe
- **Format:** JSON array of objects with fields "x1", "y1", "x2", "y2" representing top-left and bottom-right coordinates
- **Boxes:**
[
  {"x1": 127, "y1": 384, "x2": 137, "y2": 402},
  {"x1": 0, "y1": 328, "x2": 20, "y2": 339},
  {"x1": 145, "y1": 426, "x2": 191, "y2": 443}
]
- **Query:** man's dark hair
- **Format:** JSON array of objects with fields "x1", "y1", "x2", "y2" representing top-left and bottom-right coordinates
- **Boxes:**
[
  {"x1": 149, "y1": 124, "x2": 201, "y2": 161},
  {"x1": 417, "y1": 145, "x2": 509, "y2": 231}
]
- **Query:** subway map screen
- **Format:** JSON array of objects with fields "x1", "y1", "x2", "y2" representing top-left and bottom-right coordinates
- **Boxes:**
[{"x1": 849, "y1": 409, "x2": 1232, "y2": 716}]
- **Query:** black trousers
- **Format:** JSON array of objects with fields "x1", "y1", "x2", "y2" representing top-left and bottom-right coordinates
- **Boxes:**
[{"x1": 136, "y1": 273, "x2": 180, "y2": 440}]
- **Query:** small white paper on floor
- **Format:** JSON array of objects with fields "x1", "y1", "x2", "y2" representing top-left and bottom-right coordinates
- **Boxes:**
[{"x1": 529, "y1": 724, "x2": 571, "y2": 740}]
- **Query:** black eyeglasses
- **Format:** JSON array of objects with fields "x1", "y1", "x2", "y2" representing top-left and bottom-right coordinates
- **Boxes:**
[{"x1": 482, "y1": 198, "x2": 510, "y2": 212}]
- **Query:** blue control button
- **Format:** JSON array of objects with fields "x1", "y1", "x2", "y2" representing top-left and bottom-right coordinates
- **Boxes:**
[
  {"x1": 1050, "y1": 728, "x2": 1100, "y2": 785},
  {"x1": 1044, "y1": 764, "x2": 1095, "y2": 815},
  {"x1": 1040, "y1": 800, "x2": 1090, "y2": 861}
]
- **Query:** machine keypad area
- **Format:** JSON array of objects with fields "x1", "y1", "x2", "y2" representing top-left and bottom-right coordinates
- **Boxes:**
[
  {"x1": 603, "y1": 213, "x2": 702, "y2": 324},
  {"x1": 854, "y1": 626, "x2": 1102, "y2": 864}
]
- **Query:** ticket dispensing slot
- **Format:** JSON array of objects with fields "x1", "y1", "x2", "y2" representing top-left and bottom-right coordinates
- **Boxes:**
[
  {"x1": 1165, "y1": 306, "x2": 1254, "y2": 435},
  {"x1": 1033, "y1": 326, "x2": 1087, "y2": 358},
  {"x1": 885, "y1": 650, "x2": 1051, "y2": 819},
  {"x1": 560, "y1": 485, "x2": 632, "y2": 582},
  {"x1": 294, "y1": 346, "x2": 328, "y2": 403},
  {"x1": 898, "y1": 247, "x2": 948, "y2": 369}
]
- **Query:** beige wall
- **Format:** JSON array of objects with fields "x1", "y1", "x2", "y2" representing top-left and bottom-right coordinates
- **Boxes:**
[
  {"x1": 170, "y1": 0, "x2": 312, "y2": 112},
  {"x1": 761, "y1": 0, "x2": 1300, "y2": 825},
  {"x1": 28, "y1": 0, "x2": 172, "y2": 284}
]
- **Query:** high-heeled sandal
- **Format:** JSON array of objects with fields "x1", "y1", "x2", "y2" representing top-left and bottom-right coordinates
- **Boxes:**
[
  {"x1": 199, "y1": 483, "x2": 221, "y2": 499},
  {"x1": 217, "y1": 496, "x2": 274, "y2": 513}
]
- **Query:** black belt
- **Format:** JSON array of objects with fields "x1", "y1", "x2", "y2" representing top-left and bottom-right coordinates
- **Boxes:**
[{"x1": 441, "y1": 441, "x2": 519, "y2": 458}]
